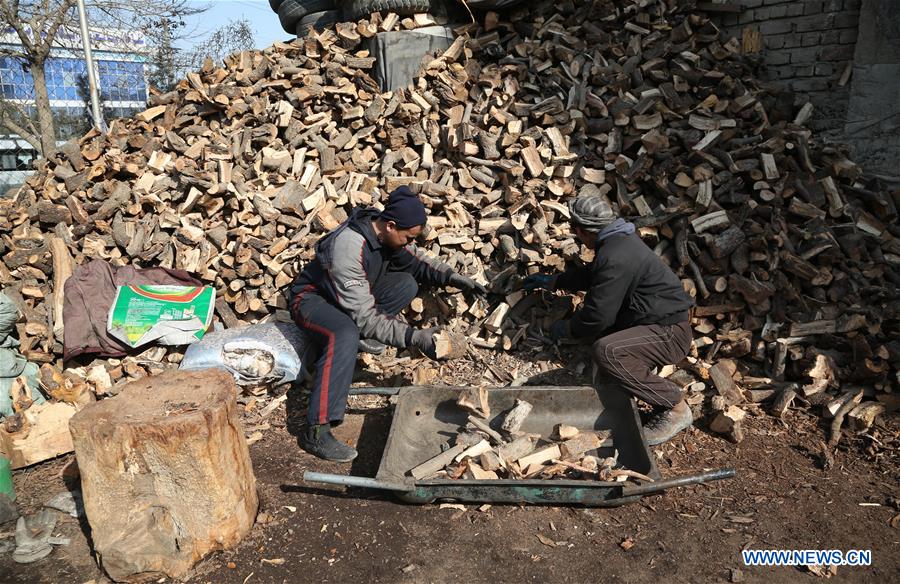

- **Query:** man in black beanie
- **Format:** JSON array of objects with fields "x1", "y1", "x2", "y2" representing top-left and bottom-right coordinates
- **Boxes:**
[
  {"x1": 523, "y1": 194, "x2": 695, "y2": 445},
  {"x1": 288, "y1": 186, "x2": 487, "y2": 461}
]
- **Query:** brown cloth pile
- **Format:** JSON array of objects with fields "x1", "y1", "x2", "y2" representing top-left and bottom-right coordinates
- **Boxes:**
[{"x1": 62, "y1": 260, "x2": 200, "y2": 361}]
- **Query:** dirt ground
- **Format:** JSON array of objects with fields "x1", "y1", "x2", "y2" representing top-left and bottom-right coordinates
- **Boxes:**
[{"x1": 1, "y1": 352, "x2": 898, "y2": 584}]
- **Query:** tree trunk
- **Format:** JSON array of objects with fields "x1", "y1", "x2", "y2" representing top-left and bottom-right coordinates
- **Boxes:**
[
  {"x1": 69, "y1": 369, "x2": 258, "y2": 582},
  {"x1": 29, "y1": 60, "x2": 56, "y2": 156}
]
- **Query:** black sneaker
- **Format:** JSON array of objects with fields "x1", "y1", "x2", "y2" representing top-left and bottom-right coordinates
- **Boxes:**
[
  {"x1": 358, "y1": 338, "x2": 386, "y2": 355},
  {"x1": 642, "y1": 405, "x2": 693, "y2": 446},
  {"x1": 300, "y1": 424, "x2": 358, "y2": 462}
]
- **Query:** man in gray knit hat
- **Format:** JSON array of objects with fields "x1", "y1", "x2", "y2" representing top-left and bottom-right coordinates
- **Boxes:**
[{"x1": 523, "y1": 194, "x2": 695, "y2": 445}]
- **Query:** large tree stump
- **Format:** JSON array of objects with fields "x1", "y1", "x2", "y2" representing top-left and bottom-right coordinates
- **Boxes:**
[{"x1": 69, "y1": 369, "x2": 258, "y2": 582}]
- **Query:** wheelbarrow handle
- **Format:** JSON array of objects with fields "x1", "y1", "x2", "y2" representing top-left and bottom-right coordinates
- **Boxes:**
[
  {"x1": 303, "y1": 471, "x2": 415, "y2": 492},
  {"x1": 621, "y1": 468, "x2": 736, "y2": 497}
]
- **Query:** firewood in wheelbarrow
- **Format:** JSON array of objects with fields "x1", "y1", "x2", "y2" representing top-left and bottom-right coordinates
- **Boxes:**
[
  {"x1": 457, "y1": 386, "x2": 490, "y2": 418},
  {"x1": 537, "y1": 462, "x2": 569, "y2": 479},
  {"x1": 410, "y1": 443, "x2": 467, "y2": 480},
  {"x1": 479, "y1": 450, "x2": 503, "y2": 472},
  {"x1": 454, "y1": 439, "x2": 492, "y2": 463},
  {"x1": 497, "y1": 435, "x2": 536, "y2": 464},
  {"x1": 434, "y1": 330, "x2": 468, "y2": 360},
  {"x1": 516, "y1": 444, "x2": 561, "y2": 469},
  {"x1": 500, "y1": 399, "x2": 532, "y2": 435},
  {"x1": 467, "y1": 414, "x2": 503, "y2": 444},
  {"x1": 464, "y1": 459, "x2": 499, "y2": 480},
  {"x1": 552, "y1": 424, "x2": 580, "y2": 441},
  {"x1": 560, "y1": 430, "x2": 610, "y2": 459},
  {"x1": 455, "y1": 431, "x2": 485, "y2": 448},
  {"x1": 550, "y1": 458, "x2": 599, "y2": 476}
]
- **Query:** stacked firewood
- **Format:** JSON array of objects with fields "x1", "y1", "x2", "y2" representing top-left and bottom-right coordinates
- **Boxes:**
[{"x1": 0, "y1": 1, "x2": 896, "y2": 440}]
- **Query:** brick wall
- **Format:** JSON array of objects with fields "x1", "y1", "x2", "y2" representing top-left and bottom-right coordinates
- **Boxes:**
[{"x1": 714, "y1": 0, "x2": 862, "y2": 134}]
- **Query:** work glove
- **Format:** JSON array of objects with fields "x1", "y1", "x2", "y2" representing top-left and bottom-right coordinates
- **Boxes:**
[
  {"x1": 447, "y1": 272, "x2": 488, "y2": 296},
  {"x1": 548, "y1": 320, "x2": 571, "y2": 342},
  {"x1": 522, "y1": 273, "x2": 557, "y2": 292},
  {"x1": 409, "y1": 326, "x2": 440, "y2": 359}
]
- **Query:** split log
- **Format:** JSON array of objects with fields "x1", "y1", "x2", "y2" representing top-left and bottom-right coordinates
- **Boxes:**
[
  {"x1": 828, "y1": 390, "x2": 863, "y2": 447},
  {"x1": 708, "y1": 360, "x2": 743, "y2": 406},
  {"x1": 500, "y1": 399, "x2": 533, "y2": 434},
  {"x1": 560, "y1": 431, "x2": 608, "y2": 458},
  {"x1": 709, "y1": 405, "x2": 746, "y2": 443},
  {"x1": 456, "y1": 386, "x2": 490, "y2": 418},
  {"x1": 0, "y1": 402, "x2": 77, "y2": 469},
  {"x1": 411, "y1": 444, "x2": 467, "y2": 480},
  {"x1": 47, "y1": 235, "x2": 73, "y2": 343},
  {"x1": 847, "y1": 402, "x2": 885, "y2": 432},
  {"x1": 770, "y1": 384, "x2": 797, "y2": 418},
  {"x1": 69, "y1": 369, "x2": 258, "y2": 582},
  {"x1": 802, "y1": 353, "x2": 839, "y2": 396},
  {"x1": 464, "y1": 460, "x2": 498, "y2": 480},
  {"x1": 516, "y1": 444, "x2": 561, "y2": 468},
  {"x1": 435, "y1": 330, "x2": 468, "y2": 360},
  {"x1": 553, "y1": 424, "x2": 579, "y2": 441},
  {"x1": 454, "y1": 439, "x2": 492, "y2": 462},
  {"x1": 496, "y1": 435, "x2": 536, "y2": 463},
  {"x1": 467, "y1": 414, "x2": 504, "y2": 445},
  {"x1": 479, "y1": 450, "x2": 503, "y2": 471}
]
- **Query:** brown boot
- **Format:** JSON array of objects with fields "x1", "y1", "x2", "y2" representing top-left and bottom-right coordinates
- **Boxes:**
[{"x1": 643, "y1": 401, "x2": 693, "y2": 445}]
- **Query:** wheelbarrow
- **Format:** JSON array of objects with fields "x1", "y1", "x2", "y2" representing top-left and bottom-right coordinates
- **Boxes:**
[{"x1": 303, "y1": 385, "x2": 735, "y2": 507}]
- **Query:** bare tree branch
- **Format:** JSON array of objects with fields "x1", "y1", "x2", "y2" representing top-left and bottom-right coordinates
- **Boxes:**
[
  {"x1": 0, "y1": 0, "x2": 36, "y2": 54},
  {"x1": 0, "y1": 110, "x2": 43, "y2": 152},
  {"x1": 36, "y1": 0, "x2": 78, "y2": 59},
  {"x1": 2, "y1": 100, "x2": 41, "y2": 138},
  {"x1": 0, "y1": 47, "x2": 28, "y2": 59}
]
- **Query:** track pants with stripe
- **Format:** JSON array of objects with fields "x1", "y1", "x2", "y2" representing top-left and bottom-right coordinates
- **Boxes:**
[
  {"x1": 591, "y1": 321, "x2": 693, "y2": 409},
  {"x1": 292, "y1": 272, "x2": 417, "y2": 426}
]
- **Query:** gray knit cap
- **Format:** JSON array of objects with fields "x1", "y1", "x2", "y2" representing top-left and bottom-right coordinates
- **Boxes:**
[{"x1": 568, "y1": 195, "x2": 617, "y2": 231}]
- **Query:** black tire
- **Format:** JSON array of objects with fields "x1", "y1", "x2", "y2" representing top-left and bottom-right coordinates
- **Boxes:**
[
  {"x1": 344, "y1": 0, "x2": 432, "y2": 20},
  {"x1": 268, "y1": 0, "x2": 285, "y2": 12},
  {"x1": 296, "y1": 9, "x2": 342, "y2": 36},
  {"x1": 278, "y1": 0, "x2": 337, "y2": 33}
]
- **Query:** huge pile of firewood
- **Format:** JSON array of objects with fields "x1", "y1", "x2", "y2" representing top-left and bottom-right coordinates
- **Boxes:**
[{"x1": 1, "y1": 1, "x2": 896, "y2": 441}]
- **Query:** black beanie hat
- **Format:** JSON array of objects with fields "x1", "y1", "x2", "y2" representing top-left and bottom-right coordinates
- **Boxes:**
[{"x1": 379, "y1": 186, "x2": 427, "y2": 229}]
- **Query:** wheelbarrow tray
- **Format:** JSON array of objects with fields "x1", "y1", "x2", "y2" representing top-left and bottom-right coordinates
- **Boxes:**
[{"x1": 375, "y1": 385, "x2": 660, "y2": 507}]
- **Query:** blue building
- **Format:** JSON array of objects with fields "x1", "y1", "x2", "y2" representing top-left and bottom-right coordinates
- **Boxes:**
[{"x1": 0, "y1": 26, "x2": 149, "y2": 190}]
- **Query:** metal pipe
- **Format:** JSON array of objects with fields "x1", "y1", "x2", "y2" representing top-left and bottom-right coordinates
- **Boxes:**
[
  {"x1": 621, "y1": 468, "x2": 736, "y2": 497},
  {"x1": 75, "y1": 0, "x2": 104, "y2": 131},
  {"x1": 303, "y1": 471, "x2": 414, "y2": 492}
]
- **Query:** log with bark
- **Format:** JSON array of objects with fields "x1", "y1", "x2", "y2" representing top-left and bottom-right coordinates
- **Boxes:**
[{"x1": 69, "y1": 369, "x2": 258, "y2": 581}]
